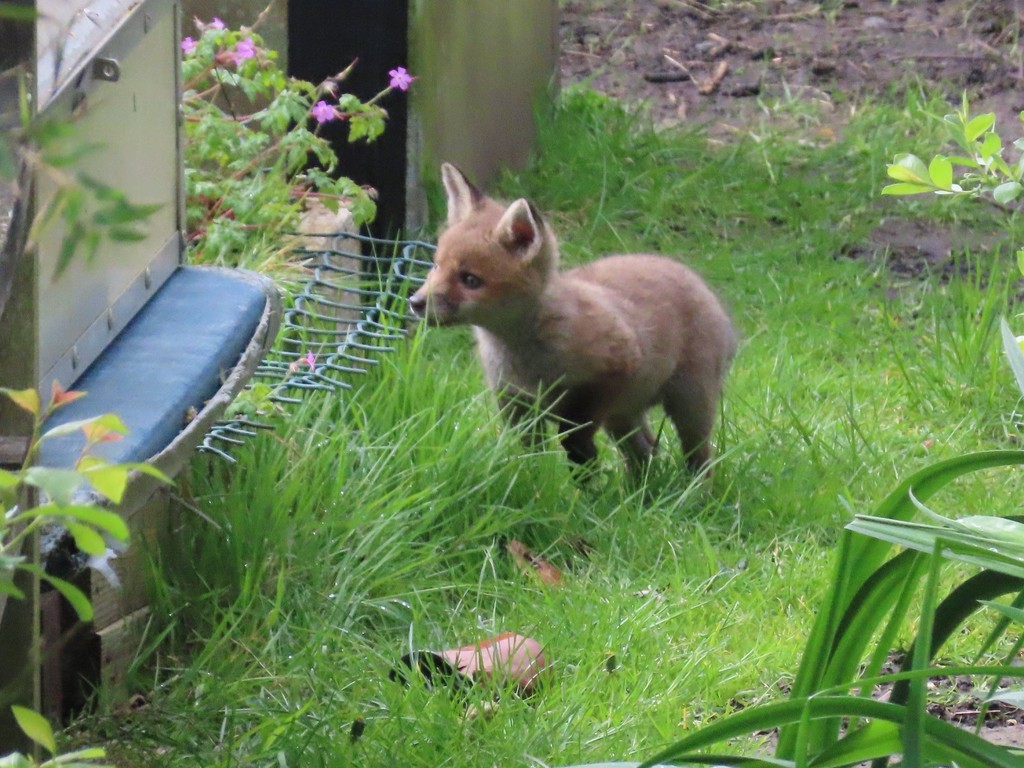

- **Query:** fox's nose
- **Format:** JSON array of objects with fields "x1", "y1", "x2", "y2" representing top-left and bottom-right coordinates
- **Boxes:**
[{"x1": 408, "y1": 291, "x2": 427, "y2": 317}]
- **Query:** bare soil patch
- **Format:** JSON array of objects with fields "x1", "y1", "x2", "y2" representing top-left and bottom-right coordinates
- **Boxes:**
[
  {"x1": 560, "y1": 1, "x2": 1024, "y2": 286},
  {"x1": 560, "y1": 0, "x2": 1024, "y2": 135}
]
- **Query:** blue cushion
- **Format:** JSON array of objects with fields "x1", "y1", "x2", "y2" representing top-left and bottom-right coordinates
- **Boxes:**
[{"x1": 39, "y1": 266, "x2": 269, "y2": 468}]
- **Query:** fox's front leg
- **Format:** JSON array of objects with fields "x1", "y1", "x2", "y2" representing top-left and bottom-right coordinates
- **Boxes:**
[
  {"x1": 552, "y1": 386, "x2": 601, "y2": 467},
  {"x1": 606, "y1": 416, "x2": 657, "y2": 473},
  {"x1": 559, "y1": 422, "x2": 599, "y2": 466}
]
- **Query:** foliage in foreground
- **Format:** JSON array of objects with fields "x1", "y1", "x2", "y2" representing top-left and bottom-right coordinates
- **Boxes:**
[
  {"x1": 643, "y1": 98, "x2": 1024, "y2": 768},
  {"x1": 0, "y1": 385, "x2": 168, "y2": 765}
]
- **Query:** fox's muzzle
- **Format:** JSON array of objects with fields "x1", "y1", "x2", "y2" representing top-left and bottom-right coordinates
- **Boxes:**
[{"x1": 407, "y1": 290, "x2": 457, "y2": 326}]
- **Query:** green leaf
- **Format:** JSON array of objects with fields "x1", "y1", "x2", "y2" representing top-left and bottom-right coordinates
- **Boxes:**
[
  {"x1": 93, "y1": 201, "x2": 162, "y2": 226},
  {"x1": 927, "y1": 156, "x2": 953, "y2": 190},
  {"x1": 45, "y1": 746, "x2": 107, "y2": 762},
  {"x1": 954, "y1": 514, "x2": 1024, "y2": 545},
  {"x1": 964, "y1": 112, "x2": 995, "y2": 142},
  {"x1": 79, "y1": 464, "x2": 129, "y2": 504},
  {"x1": 993, "y1": 181, "x2": 1022, "y2": 205},
  {"x1": 0, "y1": 387, "x2": 40, "y2": 416},
  {"x1": 43, "y1": 746, "x2": 108, "y2": 765},
  {"x1": 65, "y1": 522, "x2": 106, "y2": 556},
  {"x1": 979, "y1": 599, "x2": 1024, "y2": 625},
  {"x1": 1001, "y1": 318, "x2": 1024, "y2": 399},
  {"x1": 639, "y1": 695, "x2": 1020, "y2": 768},
  {"x1": 41, "y1": 413, "x2": 128, "y2": 441},
  {"x1": 56, "y1": 220, "x2": 85, "y2": 276},
  {"x1": 107, "y1": 226, "x2": 149, "y2": 242},
  {"x1": 947, "y1": 153, "x2": 979, "y2": 169},
  {"x1": 118, "y1": 462, "x2": 172, "y2": 485},
  {"x1": 979, "y1": 131, "x2": 1002, "y2": 160},
  {"x1": 880, "y1": 182, "x2": 934, "y2": 197},
  {"x1": 22, "y1": 467, "x2": 85, "y2": 506},
  {"x1": 808, "y1": 721, "x2": 901, "y2": 768},
  {"x1": 0, "y1": 468, "x2": 18, "y2": 488},
  {"x1": 22, "y1": 567, "x2": 94, "y2": 621},
  {"x1": 0, "y1": 578, "x2": 26, "y2": 600},
  {"x1": 885, "y1": 154, "x2": 931, "y2": 186},
  {"x1": 58, "y1": 504, "x2": 129, "y2": 541},
  {"x1": 847, "y1": 516, "x2": 1024, "y2": 578},
  {"x1": 11, "y1": 706, "x2": 56, "y2": 754}
]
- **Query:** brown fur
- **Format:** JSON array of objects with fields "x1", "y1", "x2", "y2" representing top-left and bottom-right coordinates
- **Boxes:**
[{"x1": 408, "y1": 163, "x2": 736, "y2": 473}]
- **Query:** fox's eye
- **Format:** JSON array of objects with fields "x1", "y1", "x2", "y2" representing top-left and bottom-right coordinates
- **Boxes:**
[{"x1": 459, "y1": 271, "x2": 483, "y2": 289}]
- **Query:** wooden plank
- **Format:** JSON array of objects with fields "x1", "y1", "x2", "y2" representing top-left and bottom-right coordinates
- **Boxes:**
[
  {"x1": 0, "y1": 435, "x2": 29, "y2": 467},
  {"x1": 96, "y1": 606, "x2": 150, "y2": 691},
  {"x1": 39, "y1": 591, "x2": 65, "y2": 722},
  {"x1": 91, "y1": 487, "x2": 170, "y2": 632}
]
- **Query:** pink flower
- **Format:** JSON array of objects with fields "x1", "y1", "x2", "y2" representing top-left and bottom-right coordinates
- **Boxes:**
[
  {"x1": 289, "y1": 351, "x2": 318, "y2": 373},
  {"x1": 311, "y1": 100, "x2": 337, "y2": 124},
  {"x1": 230, "y1": 37, "x2": 256, "y2": 65},
  {"x1": 181, "y1": 36, "x2": 196, "y2": 54},
  {"x1": 388, "y1": 66, "x2": 414, "y2": 91},
  {"x1": 194, "y1": 16, "x2": 226, "y2": 32},
  {"x1": 227, "y1": 37, "x2": 256, "y2": 66}
]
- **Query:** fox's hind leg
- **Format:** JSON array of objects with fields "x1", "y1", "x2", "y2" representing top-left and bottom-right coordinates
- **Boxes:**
[
  {"x1": 661, "y1": 374, "x2": 718, "y2": 474},
  {"x1": 606, "y1": 416, "x2": 657, "y2": 472}
]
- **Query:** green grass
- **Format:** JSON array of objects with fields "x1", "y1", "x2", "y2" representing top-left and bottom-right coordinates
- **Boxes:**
[{"x1": 71, "y1": 87, "x2": 1024, "y2": 766}]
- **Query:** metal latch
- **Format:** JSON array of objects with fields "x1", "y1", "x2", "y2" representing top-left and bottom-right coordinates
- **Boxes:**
[{"x1": 92, "y1": 57, "x2": 120, "y2": 82}]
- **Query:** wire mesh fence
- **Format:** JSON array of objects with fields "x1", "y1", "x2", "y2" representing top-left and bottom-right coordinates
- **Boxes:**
[{"x1": 198, "y1": 232, "x2": 434, "y2": 461}]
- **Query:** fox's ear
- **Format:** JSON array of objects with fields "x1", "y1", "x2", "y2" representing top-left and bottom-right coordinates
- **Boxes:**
[
  {"x1": 441, "y1": 162, "x2": 482, "y2": 226},
  {"x1": 495, "y1": 199, "x2": 543, "y2": 256}
]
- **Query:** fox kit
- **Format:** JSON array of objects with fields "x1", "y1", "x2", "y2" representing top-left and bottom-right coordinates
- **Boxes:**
[{"x1": 409, "y1": 163, "x2": 736, "y2": 474}]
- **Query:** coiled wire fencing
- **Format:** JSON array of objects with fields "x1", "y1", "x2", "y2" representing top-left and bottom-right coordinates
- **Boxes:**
[{"x1": 198, "y1": 231, "x2": 434, "y2": 461}]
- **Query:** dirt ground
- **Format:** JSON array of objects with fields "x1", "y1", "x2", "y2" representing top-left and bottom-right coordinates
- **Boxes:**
[
  {"x1": 559, "y1": 0, "x2": 1024, "y2": 749},
  {"x1": 559, "y1": 0, "x2": 1024, "y2": 135}
]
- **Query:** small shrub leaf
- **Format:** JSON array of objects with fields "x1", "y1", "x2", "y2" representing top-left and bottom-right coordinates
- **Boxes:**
[
  {"x1": 881, "y1": 182, "x2": 933, "y2": 196},
  {"x1": 22, "y1": 467, "x2": 85, "y2": 506},
  {"x1": 979, "y1": 130, "x2": 1002, "y2": 160},
  {"x1": 11, "y1": 706, "x2": 56, "y2": 753},
  {"x1": 993, "y1": 181, "x2": 1022, "y2": 205},
  {"x1": 117, "y1": 461, "x2": 172, "y2": 485},
  {"x1": 79, "y1": 464, "x2": 129, "y2": 504},
  {"x1": 928, "y1": 156, "x2": 953, "y2": 190},
  {"x1": 885, "y1": 154, "x2": 930, "y2": 185},
  {"x1": 0, "y1": 579, "x2": 26, "y2": 600},
  {"x1": 947, "y1": 154, "x2": 979, "y2": 168},
  {"x1": 59, "y1": 504, "x2": 129, "y2": 541},
  {"x1": 0, "y1": 467, "x2": 18, "y2": 488},
  {"x1": 65, "y1": 522, "x2": 107, "y2": 556},
  {"x1": 965, "y1": 112, "x2": 995, "y2": 141},
  {"x1": 26, "y1": 569, "x2": 94, "y2": 621},
  {"x1": 0, "y1": 388, "x2": 40, "y2": 416}
]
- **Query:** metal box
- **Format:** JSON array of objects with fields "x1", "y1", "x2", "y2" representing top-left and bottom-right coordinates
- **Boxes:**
[{"x1": 0, "y1": 0, "x2": 182, "y2": 405}]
